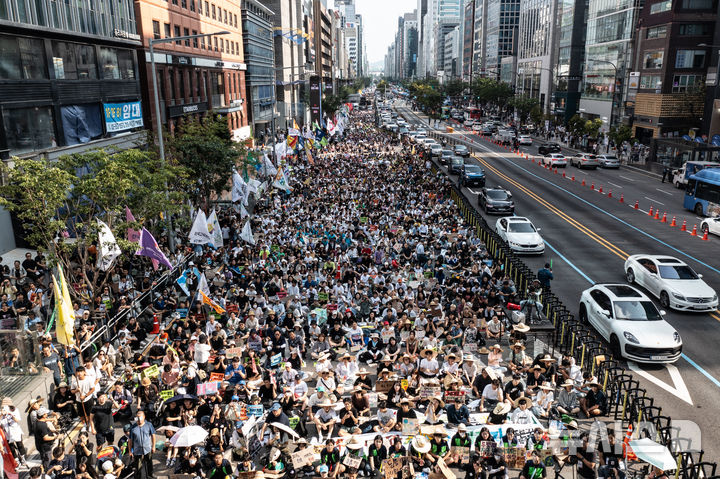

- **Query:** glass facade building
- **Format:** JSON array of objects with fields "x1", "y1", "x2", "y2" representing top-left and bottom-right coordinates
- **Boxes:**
[
  {"x1": 483, "y1": 0, "x2": 520, "y2": 75},
  {"x1": 553, "y1": 0, "x2": 586, "y2": 122},
  {"x1": 242, "y1": 0, "x2": 275, "y2": 135}
]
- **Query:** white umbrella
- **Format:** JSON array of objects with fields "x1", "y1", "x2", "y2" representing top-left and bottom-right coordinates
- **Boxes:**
[
  {"x1": 629, "y1": 438, "x2": 677, "y2": 471},
  {"x1": 170, "y1": 425, "x2": 208, "y2": 447}
]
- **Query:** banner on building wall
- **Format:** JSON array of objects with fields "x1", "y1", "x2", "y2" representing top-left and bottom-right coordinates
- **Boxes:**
[
  {"x1": 309, "y1": 75, "x2": 322, "y2": 126},
  {"x1": 103, "y1": 101, "x2": 143, "y2": 133}
]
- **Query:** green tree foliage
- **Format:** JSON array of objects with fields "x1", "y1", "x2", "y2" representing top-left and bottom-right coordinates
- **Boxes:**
[
  {"x1": 568, "y1": 114, "x2": 586, "y2": 136},
  {"x1": 472, "y1": 78, "x2": 513, "y2": 107},
  {"x1": 609, "y1": 124, "x2": 634, "y2": 145},
  {"x1": 443, "y1": 78, "x2": 468, "y2": 98},
  {"x1": 509, "y1": 96, "x2": 540, "y2": 123},
  {"x1": 584, "y1": 118, "x2": 604, "y2": 139},
  {"x1": 0, "y1": 148, "x2": 188, "y2": 299},
  {"x1": 168, "y1": 114, "x2": 244, "y2": 206}
]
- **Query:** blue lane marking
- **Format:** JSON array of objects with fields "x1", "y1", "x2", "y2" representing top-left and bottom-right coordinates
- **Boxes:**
[
  {"x1": 680, "y1": 354, "x2": 720, "y2": 389},
  {"x1": 544, "y1": 238, "x2": 596, "y2": 285},
  {"x1": 475, "y1": 141, "x2": 720, "y2": 276}
]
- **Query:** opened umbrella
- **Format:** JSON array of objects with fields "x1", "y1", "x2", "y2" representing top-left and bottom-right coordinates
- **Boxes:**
[
  {"x1": 164, "y1": 394, "x2": 198, "y2": 404},
  {"x1": 628, "y1": 438, "x2": 677, "y2": 471},
  {"x1": 170, "y1": 425, "x2": 208, "y2": 447}
]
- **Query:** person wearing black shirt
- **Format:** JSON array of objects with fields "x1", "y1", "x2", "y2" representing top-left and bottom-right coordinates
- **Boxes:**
[
  {"x1": 338, "y1": 398, "x2": 361, "y2": 435},
  {"x1": 208, "y1": 452, "x2": 234, "y2": 479},
  {"x1": 520, "y1": 451, "x2": 546, "y2": 479},
  {"x1": 598, "y1": 432, "x2": 624, "y2": 479},
  {"x1": 22, "y1": 252, "x2": 43, "y2": 281},
  {"x1": 581, "y1": 382, "x2": 608, "y2": 417},
  {"x1": 176, "y1": 450, "x2": 204, "y2": 477},
  {"x1": 504, "y1": 373, "x2": 525, "y2": 404},
  {"x1": 576, "y1": 434, "x2": 597, "y2": 479},
  {"x1": 368, "y1": 435, "x2": 388, "y2": 474},
  {"x1": 319, "y1": 440, "x2": 344, "y2": 477},
  {"x1": 525, "y1": 365, "x2": 546, "y2": 396},
  {"x1": 51, "y1": 382, "x2": 75, "y2": 416},
  {"x1": 258, "y1": 376, "x2": 278, "y2": 406},
  {"x1": 90, "y1": 391, "x2": 118, "y2": 449},
  {"x1": 464, "y1": 454, "x2": 485, "y2": 479},
  {"x1": 48, "y1": 446, "x2": 76, "y2": 479},
  {"x1": 485, "y1": 452, "x2": 508, "y2": 479},
  {"x1": 472, "y1": 368, "x2": 493, "y2": 398},
  {"x1": 394, "y1": 399, "x2": 417, "y2": 431},
  {"x1": 35, "y1": 408, "x2": 57, "y2": 469},
  {"x1": 329, "y1": 323, "x2": 346, "y2": 349}
]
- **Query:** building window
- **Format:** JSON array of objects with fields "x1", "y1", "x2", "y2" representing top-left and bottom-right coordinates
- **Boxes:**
[
  {"x1": 211, "y1": 4, "x2": 215, "y2": 19},
  {"x1": 643, "y1": 51, "x2": 664, "y2": 69},
  {"x1": 646, "y1": 25, "x2": 667, "y2": 38},
  {"x1": 174, "y1": 25, "x2": 181, "y2": 45},
  {"x1": 165, "y1": 23, "x2": 171, "y2": 38},
  {"x1": 76, "y1": 44, "x2": 97, "y2": 79},
  {"x1": 225, "y1": 39, "x2": 229, "y2": 53},
  {"x1": 230, "y1": 41, "x2": 234, "y2": 55},
  {"x1": 672, "y1": 74, "x2": 703, "y2": 92},
  {"x1": 223, "y1": 9, "x2": 227, "y2": 24},
  {"x1": 99, "y1": 47, "x2": 135, "y2": 79},
  {"x1": 190, "y1": 0, "x2": 195, "y2": 11},
  {"x1": 0, "y1": 36, "x2": 48, "y2": 80},
  {"x1": 234, "y1": 14, "x2": 237, "y2": 27},
  {"x1": 675, "y1": 49, "x2": 706, "y2": 68},
  {"x1": 178, "y1": 69, "x2": 185, "y2": 100},
  {"x1": 3, "y1": 106, "x2": 55, "y2": 156},
  {"x1": 205, "y1": 1, "x2": 209, "y2": 15},
  {"x1": 192, "y1": 30, "x2": 198, "y2": 48},
  {"x1": 52, "y1": 41, "x2": 78, "y2": 79},
  {"x1": 152, "y1": 20, "x2": 161, "y2": 40},
  {"x1": 181, "y1": 0, "x2": 186, "y2": 7},
  {"x1": 650, "y1": 0, "x2": 671, "y2": 12},
  {"x1": 214, "y1": 37, "x2": 218, "y2": 51},
  {"x1": 184, "y1": 28, "x2": 190, "y2": 46},
  {"x1": 201, "y1": 35, "x2": 206, "y2": 49},
  {"x1": 681, "y1": 0, "x2": 713, "y2": 8},
  {"x1": 678, "y1": 23, "x2": 711, "y2": 35},
  {"x1": 172, "y1": 0, "x2": 177, "y2": 5},
  {"x1": 639, "y1": 75, "x2": 661, "y2": 89}
]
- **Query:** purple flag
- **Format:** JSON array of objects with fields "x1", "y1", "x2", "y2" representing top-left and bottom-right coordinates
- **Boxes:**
[
  {"x1": 135, "y1": 228, "x2": 172, "y2": 269},
  {"x1": 126, "y1": 206, "x2": 141, "y2": 243}
]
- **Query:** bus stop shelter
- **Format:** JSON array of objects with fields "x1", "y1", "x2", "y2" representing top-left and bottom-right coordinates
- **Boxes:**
[{"x1": 649, "y1": 138, "x2": 720, "y2": 167}]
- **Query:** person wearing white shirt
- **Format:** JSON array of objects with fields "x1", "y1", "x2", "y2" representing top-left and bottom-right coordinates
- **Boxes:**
[
  {"x1": 419, "y1": 349, "x2": 439, "y2": 378},
  {"x1": 193, "y1": 336, "x2": 211, "y2": 368},
  {"x1": 335, "y1": 354, "x2": 358, "y2": 383},
  {"x1": 533, "y1": 383, "x2": 555, "y2": 419},
  {"x1": 510, "y1": 397, "x2": 534, "y2": 424}
]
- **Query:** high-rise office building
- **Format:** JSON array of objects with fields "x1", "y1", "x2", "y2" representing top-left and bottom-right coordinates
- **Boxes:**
[{"x1": 553, "y1": 0, "x2": 587, "y2": 123}]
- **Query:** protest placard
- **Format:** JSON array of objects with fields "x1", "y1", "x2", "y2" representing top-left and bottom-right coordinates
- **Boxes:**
[
  {"x1": 444, "y1": 390, "x2": 466, "y2": 400},
  {"x1": 400, "y1": 379, "x2": 409, "y2": 391},
  {"x1": 375, "y1": 380, "x2": 395, "y2": 394},
  {"x1": 141, "y1": 364, "x2": 159, "y2": 379},
  {"x1": 419, "y1": 386, "x2": 441, "y2": 399},
  {"x1": 381, "y1": 329, "x2": 394, "y2": 343},
  {"x1": 359, "y1": 217, "x2": 368, "y2": 224},
  {"x1": 291, "y1": 447, "x2": 317, "y2": 469},
  {"x1": 247, "y1": 405, "x2": 264, "y2": 417},
  {"x1": 343, "y1": 455, "x2": 363, "y2": 469},
  {"x1": 237, "y1": 470, "x2": 260, "y2": 479},
  {"x1": 402, "y1": 417, "x2": 419, "y2": 435},
  {"x1": 159, "y1": 389, "x2": 175, "y2": 400},
  {"x1": 270, "y1": 353, "x2": 283, "y2": 367},
  {"x1": 478, "y1": 441, "x2": 496, "y2": 457},
  {"x1": 436, "y1": 457, "x2": 456, "y2": 479},
  {"x1": 382, "y1": 457, "x2": 405, "y2": 479},
  {"x1": 318, "y1": 292, "x2": 329, "y2": 303},
  {"x1": 225, "y1": 347, "x2": 243, "y2": 358},
  {"x1": 450, "y1": 446, "x2": 471, "y2": 464},
  {"x1": 196, "y1": 381, "x2": 219, "y2": 396},
  {"x1": 368, "y1": 392, "x2": 378, "y2": 409},
  {"x1": 209, "y1": 372, "x2": 225, "y2": 382}
]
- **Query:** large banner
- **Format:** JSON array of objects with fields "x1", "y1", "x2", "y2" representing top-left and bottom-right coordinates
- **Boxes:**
[{"x1": 103, "y1": 101, "x2": 143, "y2": 132}]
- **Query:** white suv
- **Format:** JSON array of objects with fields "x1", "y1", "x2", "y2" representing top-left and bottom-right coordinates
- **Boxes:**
[{"x1": 579, "y1": 283, "x2": 682, "y2": 363}]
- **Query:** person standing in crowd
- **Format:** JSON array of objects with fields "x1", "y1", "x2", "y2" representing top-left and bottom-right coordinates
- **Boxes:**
[{"x1": 128, "y1": 410, "x2": 156, "y2": 479}]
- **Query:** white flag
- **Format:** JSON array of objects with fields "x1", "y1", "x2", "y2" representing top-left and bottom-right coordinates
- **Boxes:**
[
  {"x1": 247, "y1": 178, "x2": 261, "y2": 194},
  {"x1": 240, "y1": 220, "x2": 255, "y2": 245},
  {"x1": 196, "y1": 272, "x2": 211, "y2": 301},
  {"x1": 96, "y1": 219, "x2": 121, "y2": 271},
  {"x1": 232, "y1": 171, "x2": 248, "y2": 204},
  {"x1": 263, "y1": 153, "x2": 278, "y2": 176},
  {"x1": 207, "y1": 209, "x2": 223, "y2": 249},
  {"x1": 273, "y1": 166, "x2": 292, "y2": 193},
  {"x1": 275, "y1": 141, "x2": 288, "y2": 159},
  {"x1": 189, "y1": 210, "x2": 212, "y2": 245}
]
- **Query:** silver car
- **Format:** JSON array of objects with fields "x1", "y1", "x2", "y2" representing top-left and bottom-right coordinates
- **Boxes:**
[
  {"x1": 570, "y1": 153, "x2": 599, "y2": 169},
  {"x1": 597, "y1": 155, "x2": 621, "y2": 168}
]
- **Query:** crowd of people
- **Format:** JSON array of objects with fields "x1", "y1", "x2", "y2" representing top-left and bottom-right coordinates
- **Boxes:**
[{"x1": 0, "y1": 98, "x2": 627, "y2": 479}]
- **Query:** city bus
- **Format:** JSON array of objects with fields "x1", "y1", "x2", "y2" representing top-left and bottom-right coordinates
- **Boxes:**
[
  {"x1": 684, "y1": 167, "x2": 720, "y2": 216},
  {"x1": 464, "y1": 106, "x2": 483, "y2": 120}
]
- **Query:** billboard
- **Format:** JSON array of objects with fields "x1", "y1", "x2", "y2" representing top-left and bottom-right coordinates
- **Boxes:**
[
  {"x1": 103, "y1": 101, "x2": 143, "y2": 132},
  {"x1": 309, "y1": 75, "x2": 322, "y2": 125}
]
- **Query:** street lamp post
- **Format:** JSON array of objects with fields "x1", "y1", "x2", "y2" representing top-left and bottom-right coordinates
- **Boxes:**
[{"x1": 149, "y1": 30, "x2": 230, "y2": 253}]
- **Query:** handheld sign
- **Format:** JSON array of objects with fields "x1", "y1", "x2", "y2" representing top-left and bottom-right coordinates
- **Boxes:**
[
  {"x1": 159, "y1": 389, "x2": 175, "y2": 400},
  {"x1": 141, "y1": 364, "x2": 160, "y2": 379},
  {"x1": 209, "y1": 372, "x2": 225, "y2": 382},
  {"x1": 343, "y1": 454, "x2": 363, "y2": 469}
]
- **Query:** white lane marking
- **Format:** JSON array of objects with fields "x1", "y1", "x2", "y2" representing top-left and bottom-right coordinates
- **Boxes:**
[
  {"x1": 620, "y1": 175, "x2": 636, "y2": 182},
  {"x1": 608, "y1": 182, "x2": 623, "y2": 189},
  {"x1": 644, "y1": 196, "x2": 665, "y2": 206},
  {"x1": 468, "y1": 189, "x2": 482, "y2": 194},
  {"x1": 656, "y1": 188, "x2": 674, "y2": 196},
  {"x1": 628, "y1": 361, "x2": 693, "y2": 405}
]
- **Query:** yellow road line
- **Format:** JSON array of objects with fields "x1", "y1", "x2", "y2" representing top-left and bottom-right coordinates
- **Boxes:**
[
  {"x1": 710, "y1": 311, "x2": 720, "y2": 322},
  {"x1": 473, "y1": 153, "x2": 630, "y2": 260}
]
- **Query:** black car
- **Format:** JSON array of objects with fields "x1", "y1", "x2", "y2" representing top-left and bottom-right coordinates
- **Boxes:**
[
  {"x1": 454, "y1": 144, "x2": 470, "y2": 157},
  {"x1": 440, "y1": 149, "x2": 454, "y2": 165},
  {"x1": 538, "y1": 142, "x2": 562, "y2": 155},
  {"x1": 460, "y1": 164, "x2": 486, "y2": 187},
  {"x1": 449, "y1": 156, "x2": 465, "y2": 174},
  {"x1": 478, "y1": 187, "x2": 515, "y2": 214}
]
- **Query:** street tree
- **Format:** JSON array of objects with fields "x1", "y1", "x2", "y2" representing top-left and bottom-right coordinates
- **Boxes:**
[
  {"x1": 509, "y1": 96, "x2": 540, "y2": 123},
  {"x1": 0, "y1": 148, "x2": 188, "y2": 303}
]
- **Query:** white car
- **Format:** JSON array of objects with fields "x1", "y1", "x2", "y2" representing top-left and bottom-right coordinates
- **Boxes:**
[
  {"x1": 413, "y1": 135, "x2": 427, "y2": 143},
  {"x1": 421, "y1": 138, "x2": 438, "y2": 147},
  {"x1": 625, "y1": 255, "x2": 718, "y2": 311},
  {"x1": 495, "y1": 217, "x2": 545, "y2": 254},
  {"x1": 543, "y1": 153, "x2": 567, "y2": 167},
  {"x1": 518, "y1": 135, "x2": 532, "y2": 145},
  {"x1": 597, "y1": 154, "x2": 621, "y2": 168},
  {"x1": 701, "y1": 216, "x2": 720, "y2": 237},
  {"x1": 579, "y1": 283, "x2": 682, "y2": 363}
]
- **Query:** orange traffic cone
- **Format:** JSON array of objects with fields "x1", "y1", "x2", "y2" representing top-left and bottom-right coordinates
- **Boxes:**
[
  {"x1": 691, "y1": 224, "x2": 698, "y2": 236},
  {"x1": 648, "y1": 205, "x2": 654, "y2": 216},
  {"x1": 702, "y1": 230, "x2": 709, "y2": 241},
  {"x1": 654, "y1": 210, "x2": 660, "y2": 220},
  {"x1": 582, "y1": 179, "x2": 586, "y2": 186},
  {"x1": 554, "y1": 168, "x2": 558, "y2": 174},
  {"x1": 591, "y1": 182, "x2": 595, "y2": 190},
  {"x1": 619, "y1": 194, "x2": 624, "y2": 202},
  {"x1": 608, "y1": 190, "x2": 612, "y2": 198},
  {"x1": 572, "y1": 175, "x2": 575, "y2": 181},
  {"x1": 661, "y1": 212, "x2": 667, "y2": 223},
  {"x1": 634, "y1": 200, "x2": 639, "y2": 209},
  {"x1": 563, "y1": 171, "x2": 566, "y2": 178},
  {"x1": 599, "y1": 186, "x2": 603, "y2": 194},
  {"x1": 623, "y1": 425, "x2": 638, "y2": 461},
  {"x1": 681, "y1": 220, "x2": 687, "y2": 231},
  {"x1": 670, "y1": 216, "x2": 677, "y2": 227}
]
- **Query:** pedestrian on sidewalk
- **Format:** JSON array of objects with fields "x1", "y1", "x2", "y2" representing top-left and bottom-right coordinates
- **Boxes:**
[
  {"x1": 661, "y1": 166, "x2": 669, "y2": 183},
  {"x1": 537, "y1": 263, "x2": 553, "y2": 289}
]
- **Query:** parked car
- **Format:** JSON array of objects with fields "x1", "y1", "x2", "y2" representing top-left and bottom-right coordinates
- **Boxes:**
[
  {"x1": 518, "y1": 135, "x2": 533, "y2": 145},
  {"x1": 625, "y1": 254, "x2": 718, "y2": 311},
  {"x1": 538, "y1": 142, "x2": 562, "y2": 155},
  {"x1": 543, "y1": 153, "x2": 568, "y2": 167},
  {"x1": 460, "y1": 164, "x2": 486, "y2": 187},
  {"x1": 478, "y1": 187, "x2": 515, "y2": 214},
  {"x1": 449, "y1": 156, "x2": 465, "y2": 174},
  {"x1": 597, "y1": 155, "x2": 621, "y2": 168},
  {"x1": 495, "y1": 216, "x2": 545, "y2": 254},
  {"x1": 454, "y1": 144, "x2": 470, "y2": 157},
  {"x1": 570, "y1": 153, "x2": 600, "y2": 169},
  {"x1": 579, "y1": 283, "x2": 682, "y2": 363}
]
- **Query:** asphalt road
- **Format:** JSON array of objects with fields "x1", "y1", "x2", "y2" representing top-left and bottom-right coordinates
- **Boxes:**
[{"x1": 396, "y1": 104, "x2": 720, "y2": 460}]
